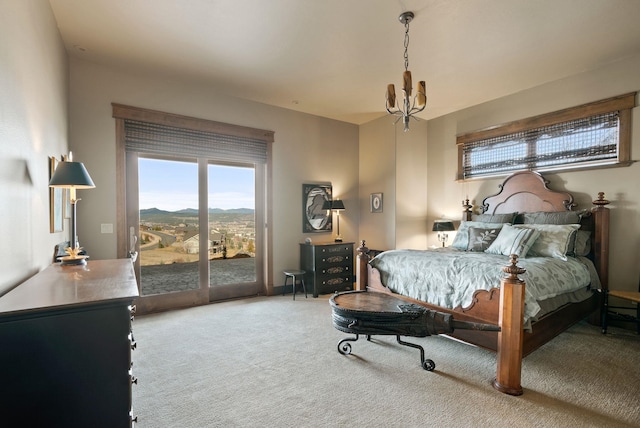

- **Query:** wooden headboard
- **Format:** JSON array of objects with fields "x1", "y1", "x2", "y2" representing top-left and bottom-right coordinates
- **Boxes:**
[{"x1": 482, "y1": 171, "x2": 574, "y2": 214}]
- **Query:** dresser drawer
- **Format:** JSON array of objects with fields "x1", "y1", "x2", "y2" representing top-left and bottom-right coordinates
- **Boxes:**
[
  {"x1": 316, "y1": 274, "x2": 353, "y2": 295},
  {"x1": 316, "y1": 244, "x2": 352, "y2": 257},
  {"x1": 317, "y1": 263, "x2": 351, "y2": 276},
  {"x1": 317, "y1": 253, "x2": 351, "y2": 269}
]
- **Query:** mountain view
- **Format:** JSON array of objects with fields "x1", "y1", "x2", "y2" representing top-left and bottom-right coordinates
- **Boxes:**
[{"x1": 138, "y1": 207, "x2": 256, "y2": 267}]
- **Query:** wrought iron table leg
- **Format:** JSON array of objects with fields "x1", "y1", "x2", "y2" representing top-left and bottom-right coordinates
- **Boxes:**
[
  {"x1": 337, "y1": 334, "x2": 360, "y2": 355},
  {"x1": 396, "y1": 335, "x2": 435, "y2": 371}
]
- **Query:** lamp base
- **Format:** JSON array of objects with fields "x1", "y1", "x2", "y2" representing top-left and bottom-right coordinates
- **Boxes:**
[{"x1": 59, "y1": 256, "x2": 88, "y2": 266}]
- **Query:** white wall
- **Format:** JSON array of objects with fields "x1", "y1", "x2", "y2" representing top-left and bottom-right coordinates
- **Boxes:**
[
  {"x1": 0, "y1": 0, "x2": 68, "y2": 295},
  {"x1": 68, "y1": 58, "x2": 359, "y2": 292}
]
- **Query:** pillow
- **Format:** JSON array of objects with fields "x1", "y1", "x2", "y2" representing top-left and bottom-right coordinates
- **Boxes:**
[
  {"x1": 471, "y1": 212, "x2": 518, "y2": 224},
  {"x1": 451, "y1": 221, "x2": 508, "y2": 250},
  {"x1": 485, "y1": 224, "x2": 540, "y2": 257},
  {"x1": 572, "y1": 230, "x2": 591, "y2": 257},
  {"x1": 467, "y1": 227, "x2": 500, "y2": 252},
  {"x1": 516, "y1": 224, "x2": 580, "y2": 260},
  {"x1": 520, "y1": 210, "x2": 587, "y2": 225}
]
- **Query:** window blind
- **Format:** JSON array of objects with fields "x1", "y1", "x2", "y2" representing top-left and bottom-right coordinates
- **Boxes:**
[
  {"x1": 124, "y1": 119, "x2": 268, "y2": 164},
  {"x1": 462, "y1": 112, "x2": 620, "y2": 179}
]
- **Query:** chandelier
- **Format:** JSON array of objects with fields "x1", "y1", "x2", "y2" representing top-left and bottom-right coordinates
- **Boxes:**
[{"x1": 385, "y1": 11, "x2": 426, "y2": 132}]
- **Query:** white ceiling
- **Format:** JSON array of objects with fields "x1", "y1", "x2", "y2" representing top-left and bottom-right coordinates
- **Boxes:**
[{"x1": 48, "y1": 0, "x2": 640, "y2": 125}]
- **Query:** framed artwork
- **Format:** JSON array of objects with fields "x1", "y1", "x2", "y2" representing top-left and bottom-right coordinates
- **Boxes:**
[
  {"x1": 370, "y1": 192, "x2": 383, "y2": 213},
  {"x1": 302, "y1": 183, "x2": 332, "y2": 233},
  {"x1": 49, "y1": 156, "x2": 63, "y2": 233}
]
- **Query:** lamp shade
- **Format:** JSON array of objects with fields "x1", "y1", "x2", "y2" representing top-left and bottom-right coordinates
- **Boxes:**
[
  {"x1": 49, "y1": 161, "x2": 95, "y2": 188},
  {"x1": 322, "y1": 200, "x2": 345, "y2": 210},
  {"x1": 331, "y1": 200, "x2": 345, "y2": 210},
  {"x1": 432, "y1": 220, "x2": 455, "y2": 232}
]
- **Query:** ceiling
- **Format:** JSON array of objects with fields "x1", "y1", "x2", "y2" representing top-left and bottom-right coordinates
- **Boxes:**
[{"x1": 49, "y1": 0, "x2": 640, "y2": 125}]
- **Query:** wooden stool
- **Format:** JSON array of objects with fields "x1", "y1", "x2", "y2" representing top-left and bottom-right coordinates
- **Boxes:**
[
  {"x1": 602, "y1": 289, "x2": 640, "y2": 334},
  {"x1": 283, "y1": 270, "x2": 307, "y2": 300}
]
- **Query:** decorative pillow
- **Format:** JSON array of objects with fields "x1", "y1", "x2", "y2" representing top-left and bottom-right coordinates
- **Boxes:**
[
  {"x1": 520, "y1": 210, "x2": 587, "y2": 225},
  {"x1": 516, "y1": 224, "x2": 580, "y2": 260},
  {"x1": 572, "y1": 230, "x2": 591, "y2": 257},
  {"x1": 467, "y1": 227, "x2": 500, "y2": 252},
  {"x1": 485, "y1": 224, "x2": 540, "y2": 257},
  {"x1": 471, "y1": 212, "x2": 518, "y2": 224},
  {"x1": 451, "y1": 222, "x2": 508, "y2": 250}
]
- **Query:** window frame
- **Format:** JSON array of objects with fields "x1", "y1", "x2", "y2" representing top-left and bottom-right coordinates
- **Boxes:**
[
  {"x1": 456, "y1": 92, "x2": 636, "y2": 180},
  {"x1": 113, "y1": 104, "x2": 274, "y2": 307}
]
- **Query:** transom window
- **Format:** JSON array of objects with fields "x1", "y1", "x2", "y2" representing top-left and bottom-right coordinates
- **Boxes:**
[{"x1": 457, "y1": 93, "x2": 635, "y2": 180}]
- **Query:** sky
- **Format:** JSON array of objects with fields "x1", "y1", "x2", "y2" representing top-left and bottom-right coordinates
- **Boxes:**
[{"x1": 138, "y1": 158, "x2": 254, "y2": 211}]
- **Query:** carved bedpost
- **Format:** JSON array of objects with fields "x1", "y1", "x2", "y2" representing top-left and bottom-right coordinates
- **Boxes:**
[
  {"x1": 591, "y1": 192, "x2": 610, "y2": 292},
  {"x1": 356, "y1": 240, "x2": 370, "y2": 291},
  {"x1": 493, "y1": 255, "x2": 526, "y2": 396},
  {"x1": 462, "y1": 199, "x2": 473, "y2": 221}
]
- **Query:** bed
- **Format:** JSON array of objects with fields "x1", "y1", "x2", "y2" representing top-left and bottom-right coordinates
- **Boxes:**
[{"x1": 356, "y1": 171, "x2": 610, "y2": 395}]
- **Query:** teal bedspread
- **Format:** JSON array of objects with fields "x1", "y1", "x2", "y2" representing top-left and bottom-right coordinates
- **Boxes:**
[{"x1": 369, "y1": 248, "x2": 598, "y2": 323}]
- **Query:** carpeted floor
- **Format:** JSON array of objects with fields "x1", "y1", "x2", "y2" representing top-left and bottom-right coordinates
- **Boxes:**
[{"x1": 132, "y1": 294, "x2": 640, "y2": 427}]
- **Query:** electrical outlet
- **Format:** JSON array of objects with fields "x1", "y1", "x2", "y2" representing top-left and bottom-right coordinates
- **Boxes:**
[{"x1": 101, "y1": 223, "x2": 113, "y2": 234}]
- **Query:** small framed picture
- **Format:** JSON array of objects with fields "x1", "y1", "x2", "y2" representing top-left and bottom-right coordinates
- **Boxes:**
[{"x1": 370, "y1": 192, "x2": 383, "y2": 213}]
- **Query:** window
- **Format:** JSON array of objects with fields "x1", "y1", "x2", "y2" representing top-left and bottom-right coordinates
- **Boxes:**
[{"x1": 457, "y1": 93, "x2": 635, "y2": 180}]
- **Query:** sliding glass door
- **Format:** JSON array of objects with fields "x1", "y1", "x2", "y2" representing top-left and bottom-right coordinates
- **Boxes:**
[
  {"x1": 207, "y1": 163, "x2": 261, "y2": 300},
  {"x1": 137, "y1": 157, "x2": 201, "y2": 297},
  {"x1": 129, "y1": 154, "x2": 263, "y2": 312},
  {"x1": 113, "y1": 104, "x2": 273, "y2": 314}
]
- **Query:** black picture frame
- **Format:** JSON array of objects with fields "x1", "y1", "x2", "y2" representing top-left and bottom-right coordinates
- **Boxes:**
[{"x1": 302, "y1": 183, "x2": 332, "y2": 233}]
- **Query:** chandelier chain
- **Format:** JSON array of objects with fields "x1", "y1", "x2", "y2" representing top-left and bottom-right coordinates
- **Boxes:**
[{"x1": 404, "y1": 21, "x2": 410, "y2": 71}]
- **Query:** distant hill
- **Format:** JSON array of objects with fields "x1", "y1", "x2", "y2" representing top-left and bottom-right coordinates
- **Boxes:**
[{"x1": 140, "y1": 207, "x2": 254, "y2": 223}]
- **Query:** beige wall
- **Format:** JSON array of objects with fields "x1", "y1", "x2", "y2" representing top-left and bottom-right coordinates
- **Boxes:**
[
  {"x1": 358, "y1": 117, "x2": 429, "y2": 251},
  {"x1": 68, "y1": 58, "x2": 359, "y2": 292},
  {"x1": 0, "y1": 0, "x2": 68, "y2": 295},
  {"x1": 360, "y1": 53, "x2": 640, "y2": 293}
]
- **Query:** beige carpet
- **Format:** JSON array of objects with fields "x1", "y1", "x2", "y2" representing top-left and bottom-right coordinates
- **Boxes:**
[{"x1": 132, "y1": 294, "x2": 640, "y2": 427}]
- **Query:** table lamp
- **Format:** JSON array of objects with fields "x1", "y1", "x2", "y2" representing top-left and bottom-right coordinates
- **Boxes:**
[
  {"x1": 432, "y1": 220, "x2": 455, "y2": 247},
  {"x1": 49, "y1": 154, "x2": 95, "y2": 265},
  {"x1": 322, "y1": 199, "x2": 346, "y2": 242}
]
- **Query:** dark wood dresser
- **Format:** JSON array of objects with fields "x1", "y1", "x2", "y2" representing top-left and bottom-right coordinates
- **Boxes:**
[
  {"x1": 0, "y1": 259, "x2": 139, "y2": 427},
  {"x1": 300, "y1": 242, "x2": 354, "y2": 297}
]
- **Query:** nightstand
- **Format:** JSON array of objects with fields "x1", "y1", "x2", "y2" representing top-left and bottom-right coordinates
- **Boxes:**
[{"x1": 300, "y1": 242, "x2": 354, "y2": 297}]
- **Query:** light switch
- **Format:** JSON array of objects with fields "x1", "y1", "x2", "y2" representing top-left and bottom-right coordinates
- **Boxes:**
[{"x1": 101, "y1": 223, "x2": 114, "y2": 234}]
